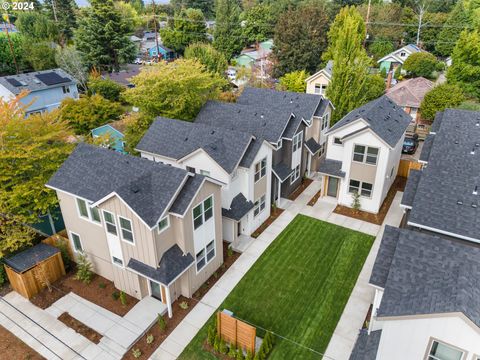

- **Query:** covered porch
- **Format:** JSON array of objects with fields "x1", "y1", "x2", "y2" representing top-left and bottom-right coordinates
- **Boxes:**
[
  {"x1": 318, "y1": 159, "x2": 346, "y2": 199},
  {"x1": 271, "y1": 162, "x2": 294, "y2": 208}
]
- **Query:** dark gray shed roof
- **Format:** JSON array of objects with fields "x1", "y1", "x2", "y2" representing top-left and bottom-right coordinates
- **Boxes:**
[
  {"x1": 419, "y1": 134, "x2": 434, "y2": 162},
  {"x1": 400, "y1": 169, "x2": 421, "y2": 208},
  {"x1": 369, "y1": 225, "x2": 401, "y2": 288},
  {"x1": 272, "y1": 163, "x2": 294, "y2": 182},
  {"x1": 304, "y1": 138, "x2": 321, "y2": 155},
  {"x1": 136, "y1": 118, "x2": 253, "y2": 174},
  {"x1": 328, "y1": 96, "x2": 411, "y2": 148},
  {"x1": 349, "y1": 329, "x2": 382, "y2": 360},
  {"x1": 0, "y1": 68, "x2": 77, "y2": 95},
  {"x1": 376, "y1": 227, "x2": 480, "y2": 328},
  {"x1": 4, "y1": 243, "x2": 60, "y2": 273},
  {"x1": 408, "y1": 109, "x2": 480, "y2": 241},
  {"x1": 318, "y1": 159, "x2": 345, "y2": 178},
  {"x1": 47, "y1": 143, "x2": 190, "y2": 228},
  {"x1": 222, "y1": 193, "x2": 254, "y2": 221},
  {"x1": 127, "y1": 245, "x2": 194, "y2": 285}
]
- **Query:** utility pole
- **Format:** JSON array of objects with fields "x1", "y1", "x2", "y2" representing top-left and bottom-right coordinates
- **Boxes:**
[
  {"x1": 152, "y1": 0, "x2": 160, "y2": 62},
  {"x1": 2, "y1": 14, "x2": 19, "y2": 74},
  {"x1": 363, "y1": 0, "x2": 372, "y2": 48}
]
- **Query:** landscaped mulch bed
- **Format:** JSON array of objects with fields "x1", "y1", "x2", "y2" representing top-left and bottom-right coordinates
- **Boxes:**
[
  {"x1": 0, "y1": 324, "x2": 45, "y2": 360},
  {"x1": 333, "y1": 176, "x2": 407, "y2": 225},
  {"x1": 307, "y1": 190, "x2": 322, "y2": 206},
  {"x1": 251, "y1": 207, "x2": 285, "y2": 238},
  {"x1": 58, "y1": 312, "x2": 102, "y2": 344},
  {"x1": 30, "y1": 270, "x2": 138, "y2": 316},
  {"x1": 123, "y1": 242, "x2": 240, "y2": 360},
  {"x1": 288, "y1": 178, "x2": 313, "y2": 201}
]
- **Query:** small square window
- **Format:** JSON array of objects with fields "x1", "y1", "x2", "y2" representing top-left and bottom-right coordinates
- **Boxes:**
[
  {"x1": 196, "y1": 249, "x2": 206, "y2": 271},
  {"x1": 206, "y1": 240, "x2": 215, "y2": 262},
  {"x1": 361, "y1": 182, "x2": 373, "y2": 197},
  {"x1": 366, "y1": 147, "x2": 379, "y2": 165},
  {"x1": 200, "y1": 170, "x2": 210, "y2": 176},
  {"x1": 349, "y1": 179, "x2": 360, "y2": 194},
  {"x1": 158, "y1": 217, "x2": 169, "y2": 232},
  {"x1": 428, "y1": 340, "x2": 464, "y2": 360},
  {"x1": 112, "y1": 256, "x2": 123, "y2": 266},
  {"x1": 334, "y1": 137, "x2": 342, "y2": 145},
  {"x1": 71, "y1": 232, "x2": 83, "y2": 252}
]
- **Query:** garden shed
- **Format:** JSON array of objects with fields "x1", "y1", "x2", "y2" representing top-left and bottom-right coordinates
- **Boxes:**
[{"x1": 3, "y1": 243, "x2": 65, "y2": 299}]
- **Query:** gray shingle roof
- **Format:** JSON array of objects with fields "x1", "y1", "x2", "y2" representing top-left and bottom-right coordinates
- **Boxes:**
[
  {"x1": 169, "y1": 175, "x2": 204, "y2": 216},
  {"x1": 0, "y1": 68, "x2": 77, "y2": 95},
  {"x1": 324, "y1": 60, "x2": 333, "y2": 77},
  {"x1": 136, "y1": 118, "x2": 253, "y2": 174},
  {"x1": 318, "y1": 159, "x2": 345, "y2": 178},
  {"x1": 196, "y1": 87, "x2": 323, "y2": 144},
  {"x1": 222, "y1": 193, "x2": 254, "y2": 221},
  {"x1": 369, "y1": 225, "x2": 401, "y2": 288},
  {"x1": 304, "y1": 137, "x2": 321, "y2": 155},
  {"x1": 239, "y1": 139, "x2": 264, "y2": 168},
  {"x1": 4, "y1": 244, "x2": 59, "y2": 273},
  {"x1": 419, "y1": 134, "x2": 434, "y2": 162},
  {"x1": 272, "y1": 163, "x2": 294, "y2": 182},
  {"x1": 400, "y1": 169, "x2": 421, "y2": 208},
  {"x1": 408, "y1": 109, "x2": 480, "y2": 241},
  {"x1": 430, "y1": 111, "x2": 444, "y2": 134},
  {"x1": 376, "y1": 227, "x2": 480, "y2": 328},
  {"x1": 349, "y1": 329, "x2": 382, "y2": 360},
  {"x1": 315, "y1": 98, "x2": 331, "y2": 116},
  {"x1": 47, "y1": 143, "x2": 191, "y2": 228},
  {"x1": 127, "y1": 245, "x2": 194, "y2": 285},
  {"x1": 328, "y1": 96, "x2": 411, "y2": 148}
]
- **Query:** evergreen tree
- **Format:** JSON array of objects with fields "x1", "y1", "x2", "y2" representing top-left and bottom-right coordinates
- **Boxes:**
[
  {"x1": 436, "y1": 1, "x2": 470, "y2": 56},
  {"x1": 75, "y1": 0, "x2": 136, "y2": 72},
  {"x1": 323, "y1": 6, "x2": 372, "y2": 124},
  {"x1": 160, "y1": 8, "x2": 208, "y2": 54},
  {"x1": 171, "y1": 0, "x2": 215, "y2": 19},
  {"x1": 43, "y1": 0, "x2": 78, "y2": 42},
  {"x1": 241, "y1": 4, "x2": 275, "y2": 45},
  {"x1": 213, "y1": 0, "x2": 243, "y2": 60}
]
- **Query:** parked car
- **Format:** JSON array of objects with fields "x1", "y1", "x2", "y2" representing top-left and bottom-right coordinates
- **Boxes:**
[
  {"x1": 402, "y1": 134, "x2": 419, "y2": 154},
  {"x1": 133, "y1": 58, "x2": 143, "y2": 65}
]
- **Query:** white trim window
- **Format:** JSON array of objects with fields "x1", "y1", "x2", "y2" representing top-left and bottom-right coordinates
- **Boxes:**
[
  {"x1": 322, "y1": 113, "x2": 329, "y2": 131},
  {"x1": 103, "y1": 210, "x2": 118, "y2": 235},
  {"x1": 76, "y1": 198, "x2": 101, "y2": 225},
  {"x1": 193, "y1": 196, "x2": 213, "y2": 230},
  {"x1": 157, "y1": 216, "x2": 169, "y2": 234},
  {"x1": 292, "y1": 132, "x2": 303, "y2": 152},
  {"x1": 253, "y1": 195, "x2": 266, "y2": 217},
  {"x1": 70, "y1": 231, "x2": 83, "y2": 253},
  {"x1": 254, "y1": 157, "x2": 267, "y2": 182},
  {"x1": 119, "y1": 216, "x2": 134, "y2": 244},
  {"x1": 428, "y1": 340, "x2": 464, "y2": 360},
  {"x1": 349, "y1": 179, "x2": 373, "y2": 198},
  {"x1": 314, "y1": 84, "x2": 321, "y2": 94},
  {"x1": 196, "y1": 239, "x2": 216, "y2": 271},
  {"x1": 200, "y1": 170, "x2": 210, "y2": 176},
  {"x1": 112, "y1": 256, "x2": 123, "y2": 267},
  {"x1": 290, "y1": 164, "x2": 300, "y2": 184},
  {"x1": 353, "y1": 145, "x2": 379, "y2": 165}
]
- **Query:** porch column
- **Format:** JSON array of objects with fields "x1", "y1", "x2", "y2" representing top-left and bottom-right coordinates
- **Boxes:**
[
  {"x1": 277, "y1": 180, "x2": 282, "y2": 208},
  {"x1": 165, "y1": 285, "x2": 173, "y2": 318},
  {"x1": 307, "y1": 153, "x2": 312, "y2": 178}
]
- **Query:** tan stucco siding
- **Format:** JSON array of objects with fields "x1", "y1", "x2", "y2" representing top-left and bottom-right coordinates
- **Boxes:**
[
  {"x1": 349, "y1": 161, "x2": 378, "y2": 184},
  {"x1": 254, "y1": 175, "x2": 267, "y2": 201}
]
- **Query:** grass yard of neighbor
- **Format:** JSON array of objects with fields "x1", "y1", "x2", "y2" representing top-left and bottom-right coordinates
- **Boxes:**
[{"x1": 179, "y1": 214, "x2": 375, "y2": 360}]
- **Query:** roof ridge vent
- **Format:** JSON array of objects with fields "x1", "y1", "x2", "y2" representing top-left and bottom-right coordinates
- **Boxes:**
[
  {"x1": 472, "y1": 202, "x2": 478, "y2": 209},
  {"x1": 131, "y1": 184, "x2": 140, "y2": 193},
  {"x1": 476, "y1": 120, "x2": 480, "y2": 127},
  {"x1": 455, "y1": 140, "x2": 459, "y2": 144},
  {"x1": 260, "y1": 114, "x2": 264, "y2": 118},
  {"x1": 471, "y1": 147, "x2": 476, "y2": 155},
  {"x1": 457, "y1": 200, "x2": 463, "y2": 205},
  {"x1": 473, "y1": 186, "x2": 478, "y2": 195}
]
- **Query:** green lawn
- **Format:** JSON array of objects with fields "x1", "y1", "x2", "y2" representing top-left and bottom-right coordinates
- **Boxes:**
[{"x1": 179, "y1": 215, "x2": 374, "y2": 360}]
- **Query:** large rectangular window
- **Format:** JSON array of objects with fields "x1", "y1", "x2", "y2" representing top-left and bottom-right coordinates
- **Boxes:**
[
  {"x1": 353, "y1": 145, "x2": 379, "y2": 165},
  {"x1": 193, "y1": 196, "x2": 213, "y2": 230},
  {"x1": 322, "y1": 113, "x2": 329, "y2": 130},
  {"x1": 254, "y1": 157, "x2": 267, "y2": 182},
  {"x1": 290, "y1": 164, "x2": 300, "y2": 184},
  {"x1": 76, "y1": 198, "x2": 101, "y2": 225},
  {"x1": 77, "y1": 198, "x2": 89, "y2": 218},
  {"x1": 428, "y1": 340, "x2": 464, "y2": 360},
  {"x1": 349, "y1": 179, "x2": 373, "y2": 198},
  {"x1": 253, "y1": 195, "x2": 266, "y2": 217},
  {"x1": 103, "y1": 210, "x2": 117, "y2": 235},
  {"x1": 292, "y1": 132, "x2": 303, "y2": 152},
  {"x1": 70, "y1": 232, "x2": 83, "y2": 253},
  {"x1": 196, "y1": 239, "x2": 216, "y2": 272},
  {"x1": 119, "y1": 216, "x2": 134, "y2": 243}
]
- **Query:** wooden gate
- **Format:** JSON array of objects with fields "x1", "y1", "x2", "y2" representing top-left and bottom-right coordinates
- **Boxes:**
[
  {"x1": 398, "y1": 159, "x2": 422, "y2": 178},
  {"x1": 217, "y1": 311, "x2": 256, "y2": 353}
]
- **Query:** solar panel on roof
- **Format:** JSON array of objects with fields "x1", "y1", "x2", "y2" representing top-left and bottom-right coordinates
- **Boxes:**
[
  {"x1": 35, "y1": 72, "x2": 69, "y2": 86},
  {"x1": 6, "y1": 78, "x2": 23, "y2": 87}
]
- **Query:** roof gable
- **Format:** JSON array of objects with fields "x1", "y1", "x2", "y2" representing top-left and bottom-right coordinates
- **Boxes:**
[
  {"x1": 0, "y1": 68, "x2": 77, "y2": 95},
  {"x1": 386, "y1": 77, "x2": 434, "y2": 108}
]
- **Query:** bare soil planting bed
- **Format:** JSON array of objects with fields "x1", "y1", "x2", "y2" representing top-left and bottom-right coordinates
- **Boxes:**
[{"x1": 58, "y1": 312, "x2": 102, "y2": 344}]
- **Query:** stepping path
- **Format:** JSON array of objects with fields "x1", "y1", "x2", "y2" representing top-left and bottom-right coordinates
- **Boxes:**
[{"x1": 151, "y1": 180, "x2": 383, "y2": 360}]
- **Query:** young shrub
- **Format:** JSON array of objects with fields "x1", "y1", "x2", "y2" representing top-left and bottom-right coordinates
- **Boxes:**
[
  {"x1": 157, "y1": 314, "x2": 167, "y2": 332},
  {"x1": 179, "y1": 301, "x2": 189, "y2": 310},
  {"x1": 75, "y1": 253, "x2": 93, "y2": 284},
  {"x1": 34, "y1": 261, "x2": 52, "y2": 292},
  {"x1": 213, "y1": 335, "x2": 221, "y2": 352},
  {"x1": 146, "y1": 334, "x2": 154, "y2": 344},
  {"x1": 227, "y1": 246, "x2": 233, "y2": 257},
  {"x1": 245, "y1": 349, "x2": 254, "y2": 360},
  {"x1": 88, "y1": 77, "x2": 125, "y2": 102},
  {"x1": 219, "y1": 338, "x2": 228, "y2": 354},
  {"x1": 236, "y1": 348, "x2": 245, "y2": 360},
  {"x1": 351, "y1": 191, "x2": 361, "y2": 213},
  {"x1": 228, "y1": 344, "x2": 237, "y2": 358},
  {"x1": 98, "y1": 282, "x2": 106, "y2": 289},
  {"x1": 207, "y1": 324, "x2": 217, "y2": 346},
  {"x1": 112, "y1": 291, "x2": 120, "y2": 300},
  {"x1": 0, "y1": 265, "x2": 6, "y2": 286},
  {"x1": 394, "y1": 66, "x2": 402, "y2": 80},
  {"x1": 55, "y1": 237, "x2": 72, "y2": 271},
  {"x1": 131, "y1": 348, "x2": 141, "y2": 358},
  {"x1": 119, "y1": 290, "x2": 127, "y2": 306}
]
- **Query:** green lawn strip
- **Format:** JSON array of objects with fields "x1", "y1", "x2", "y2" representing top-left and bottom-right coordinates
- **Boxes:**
[{"x1": 179, "y1": 215, "x2": 374, "y2": 360}]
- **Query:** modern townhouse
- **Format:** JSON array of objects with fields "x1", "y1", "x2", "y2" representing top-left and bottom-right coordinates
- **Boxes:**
[
  {"x1": 46, "y1": 143, "x2": 223, "y2": 317},
  {"x1": 136, "y1": 117, "x2": 273, "y2": 247},
  {"x1": 0, "y1": 69, "x2": 79, "y2": 116},
  {"x1": 195, "y1": 87, "x2": 333, "y2": 207},
  {"x1": 318, "y1": 96, "x2": 411, "y2": 214},
  {"x1": 351, "y1": 109, "x2": 480, "y2": 360}
]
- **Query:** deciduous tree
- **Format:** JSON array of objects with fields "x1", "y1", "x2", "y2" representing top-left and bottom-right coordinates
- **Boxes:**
[
  {"x1": 213, "y1": 0, "x2": 243, "y2": 59},
  {"x1": 171, "y1": 0, "x2": 215, "y2": 19},
  {"x1": 124, "y1": 59, "x2": 226, "y2": 120},
  {"x1": 184, "y1": 42, "x2": 228, "y2": 74},
  {"x1": 278, "y1": 70, "x2": 309, "y2": 93},
  {"x1": 55, "y1": 46, "x2": 89, "y2": 90},
  {"x1": 88, "y1": 76, "x2": 125, "y2": 102},
  {"x1": 435, "y1": 0, "x2": 471, "y2": 56},
  {"x1": 420, "y1": 83, "x2": 465, "y2": 120},
  {"x1": 403, "y1": 52, "x2": 438, "y2": 78}
]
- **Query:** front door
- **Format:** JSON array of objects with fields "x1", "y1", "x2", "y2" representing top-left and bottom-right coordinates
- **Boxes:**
[
  {"x1": 150, "y1": 280, "x2": 164, "y2": 303},
  {"x1": 237, "y1": 221, "x2": 242, "y2": 236},
  {"x1": 327, "y1": 177, "x2": 339, "y2": 198}
]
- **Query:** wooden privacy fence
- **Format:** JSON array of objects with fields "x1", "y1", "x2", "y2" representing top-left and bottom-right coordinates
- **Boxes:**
[
  {"x1": 4, "y1": 243, "x2": 66, "y2": 299},
  {"x1": 398, "y1": 159, "x2": 422, "y2": 178},
  {"x1": 42, "y1": 230, "x2": 73, "y2": 260},
  {"x1": 217, "y1": 310, "x2": 256, "y2": 353}
]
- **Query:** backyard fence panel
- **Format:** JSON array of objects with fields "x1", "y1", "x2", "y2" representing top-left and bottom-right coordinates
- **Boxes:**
[
  {"x1": 398, "y1": 159, "x2": 422, "y2": 178},
  {"x1": 217, "y1": 311, "x2": 256, "y2": 353},
  {"x1": 42, "y1": 231, "x2": 74, "y2": 260}
]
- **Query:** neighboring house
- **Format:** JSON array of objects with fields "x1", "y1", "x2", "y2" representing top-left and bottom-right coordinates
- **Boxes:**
[
  {"x1": 147, "y1": 44, "x2": 176, "y2": 60},
  {"x1": 234, "y1": 39, "x2": 273, "y2": 69},
  {"x1": 386, "y1": 77, "x2": 433, "y2": 123},
  {"x1": 0, "y1": 69, "x2": 79, "y2": 116},
  {"x1": 101, "y1": 65, "x2": 141, "y2": 87},
  {"x1": 377, "y1": 44, "x2": 423, "y2": 73},
  {"x1": 91, "y1": 118, "x2": 128, "y2": 154},
  {"x1": 47, "y1": 143, "x2": 224, "y2": 317},
  {"x1": 130, "y1": 35, "x2": 142, "y2": 53},
  {"x1": 136, "y1": 118, "x2": 273, "y2": 246},
  {"x1": 318, "y1": 96, "x2": 410, "y2": 214},
  {"x1": 195, "y1": 87, "x2": 333, "y2": 206},
  {"x1": 350, "y1": 109, "x2": 480, "y2": 359},
  {"x1": 305, "y1": 60, "x2": 333, "y2": 97}
]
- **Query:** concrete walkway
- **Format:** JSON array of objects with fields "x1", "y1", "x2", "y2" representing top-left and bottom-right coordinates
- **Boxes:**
[
  {"x1": 151, "y1": 180, "x2": 383, "y2": 360},
  {"x1": 323, "y1": 192, "x2": 404, "y2": 360}
]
